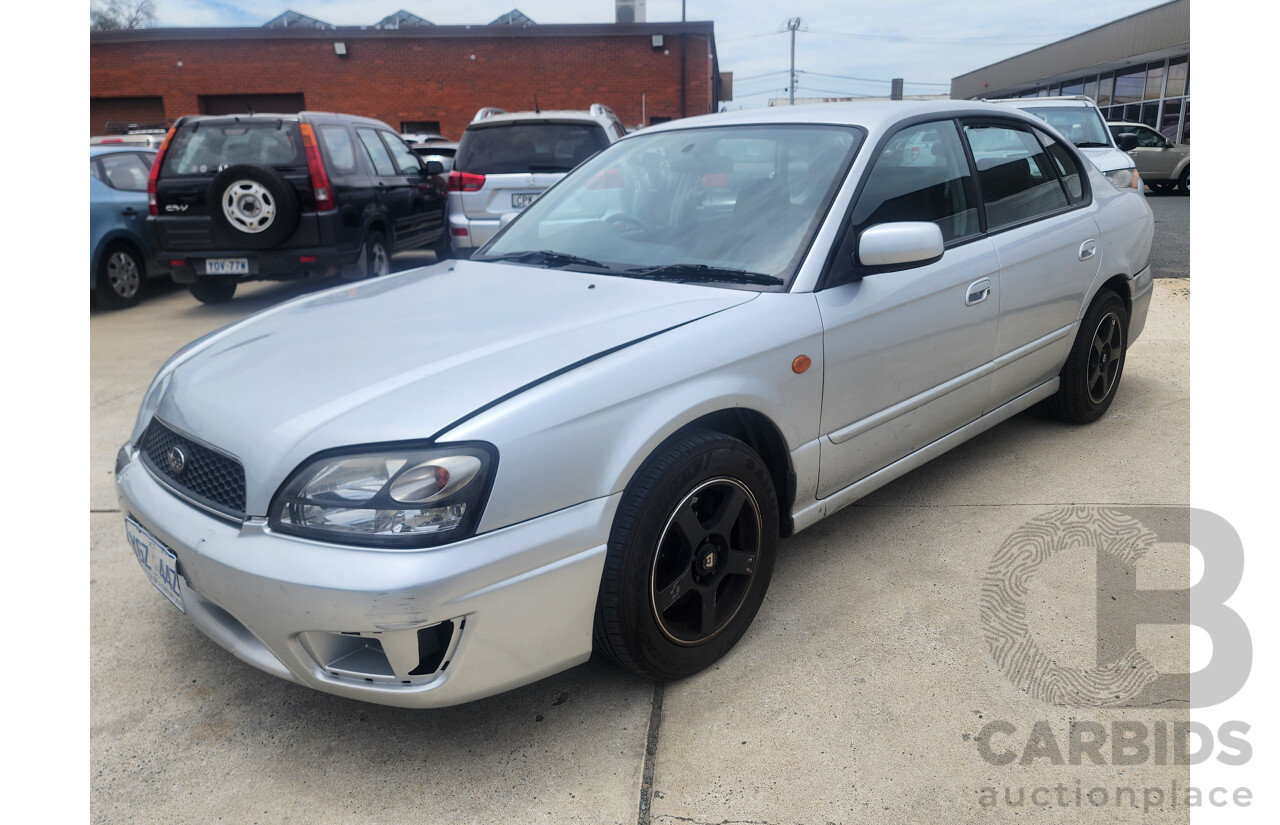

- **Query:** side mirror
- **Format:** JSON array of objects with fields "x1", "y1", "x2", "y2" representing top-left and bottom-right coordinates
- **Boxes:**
[
  {"x1": 423, "y1": 160, "x2": 445, "y2": 176},
  {"x1": 1114, "y1": 132, "x2": 1139, "y2": 151},
  {"x1": 856, "y1": 222, "x2": 945, "y2": 272}
]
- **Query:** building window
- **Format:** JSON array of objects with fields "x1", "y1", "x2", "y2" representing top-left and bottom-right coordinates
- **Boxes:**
[
  {"x1": 1096, "y1": 74, "x2": 1114, "y2": 107},
  {"x1": 1061, "y1": 77, "x2": 1084, "y2": 96},
  {"x1": 1166, "y1": 57, "x2": 1188, "y2": 98},
  {"x1": 401, "y1": 120, "x2": 441, "y2": 135},
  {"x1": 1144, "y1": 62, "x2": 1165, "y2": 101},
  {"x1": 1160, "y1": 98, "x2": 1184, "y2": 143},
  {"x1": 1084, "y1": 77, "x2": 1098, "y2": 102},
  {"x1": 1113, "y1": 68, "x2": 1144, "y2": 105}
]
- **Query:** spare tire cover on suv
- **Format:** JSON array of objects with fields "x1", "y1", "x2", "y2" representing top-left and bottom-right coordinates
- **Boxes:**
[{"x1": 209, "y1": 164, "x2": 300, "y2": 249}]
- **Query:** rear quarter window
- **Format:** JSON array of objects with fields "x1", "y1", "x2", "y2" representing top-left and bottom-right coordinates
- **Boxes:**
[
  {"x1": 317, "y1": 124, "x2": 359, "y2": 175},
  {"x1": 163, "y1": 122, "x2": 304, "y2": 175},
  {"x1": 454, "y1": 122, "x2": 609, "y2": 174}
]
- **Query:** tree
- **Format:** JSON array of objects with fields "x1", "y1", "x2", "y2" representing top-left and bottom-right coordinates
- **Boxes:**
[{"x1": 90, "y1": 0, "x2": 157, "y2": 31}]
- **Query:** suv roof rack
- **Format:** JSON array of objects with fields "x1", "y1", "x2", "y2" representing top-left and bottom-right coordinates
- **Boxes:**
[
  {"x1": 472, "y1": 107, "x2": 507, "y2": 122},
  {"x1": 103, "y1": 119, "x2": 174, "y2": 135}
]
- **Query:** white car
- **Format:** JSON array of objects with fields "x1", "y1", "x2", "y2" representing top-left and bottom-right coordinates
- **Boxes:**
[
  {"x1": 446, "y1": 104, "x2": 626, "y2": 257},
  {"x1": 116, "y1": 101, "x2": 1154, "y2": 708},
  {"x1": 990, "y1": 96, "x2": 1142, "y2": 192}
]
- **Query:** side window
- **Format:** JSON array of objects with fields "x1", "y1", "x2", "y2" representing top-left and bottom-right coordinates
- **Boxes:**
[
  {"x1": 848, "y1": 119, "x2": 979, "y2": 243},
  {"x1": 380, "y1": 131, "x2": 422, "y2": 176},
  {"x1": 963, "y1": 123, "x2": 1069, "y2": 230},
  {"x1": 1135, "y1": 127, "x2": 1166, "y2": 148},
  {"x1": 99, "y1": 152, "x2": 152, "y2": 192},
  {"x1": 1034, "y1": 128, "x2": 1085, "y2": 204},
  {"x1": 318, "y1": 125, "x2": 358, "y2": 175},
  {"x1": 357, "y1": 127, "x2": 396, "y2": 177}
]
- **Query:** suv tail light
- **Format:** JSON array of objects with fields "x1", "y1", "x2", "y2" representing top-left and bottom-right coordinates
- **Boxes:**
[
  {"x1": 448, "y1": 171, "x2": 486, "y2": 192},
  {"x1": 299, "y1": 123, "x2": 336, "y2": 211},
  {"x1": 147, "y1": 125, "x2": 177, "y2": 217}
]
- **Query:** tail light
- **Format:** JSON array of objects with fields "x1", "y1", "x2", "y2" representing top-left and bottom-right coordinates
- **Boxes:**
[
  {"x1": 299, "y1": 123, "x2": 336, "y2": 211},
  {"x1": 448, "y1": 171, "x2": 486, "y2": 192},
  {"x1": 146, "y1": 125, "x2": 177, "y2": 217}
]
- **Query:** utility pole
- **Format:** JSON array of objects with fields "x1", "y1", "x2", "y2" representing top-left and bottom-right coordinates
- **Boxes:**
[
  {"x1": 682, "y1": 1, "x2": 686, "y2": 22},
  {"x1": 787, "y1": 17, "x2": 802, "y2": 105}
]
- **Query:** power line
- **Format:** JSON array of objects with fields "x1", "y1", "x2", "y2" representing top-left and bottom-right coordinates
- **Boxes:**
[
  {"x1": 800, "y1": 70, "x2": 950, "y2": 87},
  {"x1": 805, "y1": 28, "x2": 1050, "y2": 46}
]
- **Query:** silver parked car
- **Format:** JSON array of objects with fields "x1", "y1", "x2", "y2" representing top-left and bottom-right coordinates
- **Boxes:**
[
  {"x1": 447, "y1": 104, "x2": 626, "y2": 257},
  {"x1": 116, "y1": 101, "x2": 1154, "y2": 708}
]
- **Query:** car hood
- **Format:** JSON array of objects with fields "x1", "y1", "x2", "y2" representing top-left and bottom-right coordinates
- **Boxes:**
[
  {"x1": 1078, "y1": 145, "x2": 1135, "y2": 175},
  {"x1": 151, "y1": 261, "x2": 756, "y2": 513}
]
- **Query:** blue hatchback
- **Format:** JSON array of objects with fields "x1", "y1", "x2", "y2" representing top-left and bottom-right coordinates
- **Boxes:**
[{"x1": 90, "y1": 145, "x2": 170, "y2": 309}]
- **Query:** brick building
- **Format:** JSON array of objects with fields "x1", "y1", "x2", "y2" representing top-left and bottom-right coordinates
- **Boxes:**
[{"x1": 89, "y1": 19, "x2": 724, "y2": 139}]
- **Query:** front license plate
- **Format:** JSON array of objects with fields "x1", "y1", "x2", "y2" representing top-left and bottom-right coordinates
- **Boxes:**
[
  {"x1": 205, "y1": 258, "x2": 249, "y2": 275},
  {"x1": 125, "y1": 518, "x2": 185, "y2": 614},
  {"x1": 511, "y1": 193, "x2": 538, "y2": 208}
]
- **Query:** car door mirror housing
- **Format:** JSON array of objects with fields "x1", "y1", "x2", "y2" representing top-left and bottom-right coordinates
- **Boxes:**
[
  {"x1": 423, "y1": 160, "x2": 444, "y2": 176},
  {"x1": 1114, "y1": 132, "x2": 1139, "y2": 151},
  {"x1": 856, "y1": 222, "x2": 945, "y2": 272}
]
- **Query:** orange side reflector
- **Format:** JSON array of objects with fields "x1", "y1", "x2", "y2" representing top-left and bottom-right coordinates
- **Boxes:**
[{"x1": 792, "y1": 355, "x2": 812, "y2": 374}]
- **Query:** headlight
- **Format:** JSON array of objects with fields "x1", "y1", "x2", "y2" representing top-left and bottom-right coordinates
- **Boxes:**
[
  {"x1": 1105, "y1": 167, "x2": 1141, "y2": 191},
  {"x1": 269, "y1": 443, "x2": 496, "y2": 548}
]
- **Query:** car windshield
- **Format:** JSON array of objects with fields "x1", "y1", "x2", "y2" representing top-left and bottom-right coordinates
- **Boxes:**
[
  {"x1": 162, "y1": 121, "x2": 304, "y2": 175},
  {"x1": 1017, "y1": 106, "x2": 1111, "y2": 148},
  {"x1": 455, "y1": 122, "x2": 610, "y2": 174},
  {"x1": 477, "y1": 124, "x2": 863, "y2": 290}
]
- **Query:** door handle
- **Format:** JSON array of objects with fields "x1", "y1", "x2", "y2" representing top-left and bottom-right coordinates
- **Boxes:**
[
  {"x1": 1079, "y1": 240, "x2": 1097, "y2": 260},
  {"x1": 966, "y1": 278, "x2": 991, "y2": 306}
]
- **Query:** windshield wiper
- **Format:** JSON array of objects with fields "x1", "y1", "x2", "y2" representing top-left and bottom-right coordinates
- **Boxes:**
[
  {"x1": 478, "y1": 249, "x2": 611, "y2": 270},
  {"x1": 1074, "y1": 141, "x2": 1111, "y2": 148},
  {"x1": 623, "y1": 263, "x2": 783, "y2": 286}
]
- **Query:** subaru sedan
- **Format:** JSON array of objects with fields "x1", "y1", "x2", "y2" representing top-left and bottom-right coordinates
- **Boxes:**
[{"x1": 115, "y1": 101, "x2": 1154, "y2": 707}]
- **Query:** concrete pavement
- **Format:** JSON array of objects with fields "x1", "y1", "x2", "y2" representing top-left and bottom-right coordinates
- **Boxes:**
[{"x1": 90, "y1": 272, "x2": 1189, "y2": 825}]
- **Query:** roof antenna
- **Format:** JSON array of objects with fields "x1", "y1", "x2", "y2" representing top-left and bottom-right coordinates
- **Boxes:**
[{"x1": 534, "y1": 94, "x2": 541, "y2": 114}]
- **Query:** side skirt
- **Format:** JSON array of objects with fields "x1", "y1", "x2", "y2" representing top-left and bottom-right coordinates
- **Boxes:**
[{"x1": 789, "y1": 377, "x2": 1060, "y2": 534}]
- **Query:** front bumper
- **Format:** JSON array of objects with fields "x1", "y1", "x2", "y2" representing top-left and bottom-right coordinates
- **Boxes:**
[
  {"x1": 1127, "y1": 264, "x2": 1154, "y2": 344},
  {"x1": 115, "y1": 446, "x2": 617, "y2": 708}
]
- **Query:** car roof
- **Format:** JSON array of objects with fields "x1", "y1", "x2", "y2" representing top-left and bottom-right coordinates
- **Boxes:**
[
  {"x1": 175, "y1": 111, "x2": 395, "y2": 129},
  {"x1": 90, "y1": 144, "x2": 157, "y2": 157},
  {"x1": 633, "y1": 99, "x2": 1051, "y2": 136},
  {"x1": 991, "y1": 96, "x2": 1099, "y2": 108}
]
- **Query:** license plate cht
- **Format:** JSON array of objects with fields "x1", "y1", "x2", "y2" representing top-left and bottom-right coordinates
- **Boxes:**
[
  {"x1": 125, "y1": 518, "x2": 185, "y2": 614},
  {"x1": 511, "y1": 193, "x2": 538, "y2": 208},
  {"x1": 205, "y1": 258, "x2": 249, "y2": 275}
]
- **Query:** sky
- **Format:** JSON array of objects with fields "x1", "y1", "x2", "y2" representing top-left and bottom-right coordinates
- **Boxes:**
[{"x1": 149, "y1": 0, "x2": 1168, "y2": 105}]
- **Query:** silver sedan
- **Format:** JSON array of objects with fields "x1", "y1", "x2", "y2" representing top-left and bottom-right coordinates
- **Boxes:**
[{"x1": 116, "y1": 101, "x2": 1154, "y2": 707}]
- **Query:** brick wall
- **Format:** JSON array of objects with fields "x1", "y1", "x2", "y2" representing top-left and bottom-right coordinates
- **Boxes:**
[{"x1": 89, "y1": 27, "x2": 719, "y2": 139}]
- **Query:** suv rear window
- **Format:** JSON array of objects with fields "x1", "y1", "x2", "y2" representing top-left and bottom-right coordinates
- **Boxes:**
[
  {"x1": 162, "y1": 121, "x2": 304, "y2": 175},
  {"x1": 454, "y1": 122, "x2": 609, "y2": 174},
  {"x1": 1015, "y1": 106, "x2": 1111, "y2": 148}
]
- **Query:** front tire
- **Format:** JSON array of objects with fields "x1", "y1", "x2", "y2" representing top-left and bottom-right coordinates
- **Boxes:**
[
  {"x1": 95, "y1": 244, "x2": 144, "y2": 309},
  {"x1": 189, "y1": 276, "x2": 238, "y2": 304},
  {"x1": 1045, "y1": 288, "x2": 1128, "y2": 424},
  {"x1": 1177, "y1": 166, "x2": 1189, "y2": 194},
  {"x1": 594, "y1": 430, "x2": 779, "y2": 680}
]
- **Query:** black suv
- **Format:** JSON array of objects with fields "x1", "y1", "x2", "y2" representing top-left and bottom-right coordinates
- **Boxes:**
[{"x1": 148, "y1": 111, "x2": 448, "y2": 303}]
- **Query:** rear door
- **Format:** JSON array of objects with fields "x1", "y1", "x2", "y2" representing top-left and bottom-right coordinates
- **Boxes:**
[
  {"x1": 153, "y1": 119, "x2": 311, "y2": 253},
  {"x1": 378, "y1": 129, "x2": 445, "y2": 249},
  {"x1": 961, "y1": 120, "x2": 1101, "y2": 410}
]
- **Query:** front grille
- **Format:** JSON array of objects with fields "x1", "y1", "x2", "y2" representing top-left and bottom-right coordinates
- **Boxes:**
[{"x1": 140, "y1": 418, "x2": 246, "y2": 521}]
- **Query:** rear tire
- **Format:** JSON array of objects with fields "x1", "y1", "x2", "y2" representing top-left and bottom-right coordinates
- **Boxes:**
[
  {"x1": 95, "y1": 244, "x2": 144, "y2": 309},
  {"x1": 189, "y1": 276, "x2": 238, "y2": 305},
  {"x1": 1045, "y1": 288, "x2": 1128, "y2": 424},
  {"x1": 365, "y1": 231, "x2": 391, "y2": 278},
  {"x1": 593, "y1": 430, "x2": 779, "y2": 680}
]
